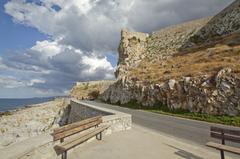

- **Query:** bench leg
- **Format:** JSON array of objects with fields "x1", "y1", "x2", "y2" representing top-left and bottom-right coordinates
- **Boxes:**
[
  {"x1": 220, "y1": 150, "x2": 225, "y2": 159},
  {"x1": 220, "y1": 134, "x2": 225, "y2": 159},
  {"x1": 99, "y1": 132, "x2": 102, "y2": 140},
  {"x1": 62, "y1": 151, "x2": 67, "y2": 159},
  {"x1": 96, "y1": 132, "x2": 102, "y2": 140}
]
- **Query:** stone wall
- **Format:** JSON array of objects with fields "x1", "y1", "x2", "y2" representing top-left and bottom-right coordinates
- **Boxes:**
[
  {"x1": 115, "y1": 29, "x2": 149, "y2": 78},
  {"x1": 68, "y1": 100, "x2": 112, "y2": 123},
  {"x1": 69, "y1": 99, "x2": 132, "y2": 133}
]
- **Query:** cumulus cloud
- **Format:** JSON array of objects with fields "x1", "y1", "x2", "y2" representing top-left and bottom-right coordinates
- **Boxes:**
[
  {"x1": 128, "y1": 0, "x2": 234, "y2": 32},
  {"x1": 4, "y1": 0, "x2": 233, "y2": 51},
  {"x1": 1, "y1": 0, "x2": 234, "y2": 96},
  {"x1": 1, "y1": 40, "x2": 114, "y2": 94},
  {"x1": 0, "y1": 77, "x2": 23, "y2": 89}
]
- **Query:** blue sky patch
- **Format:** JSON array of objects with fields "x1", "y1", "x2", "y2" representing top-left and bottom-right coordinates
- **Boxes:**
[
  {"x1": 51, "y1": 4, "x2": 62, "y2": 12},
  {"x1": 0, "y1": 0, "x2": 48, "y2": 54}
]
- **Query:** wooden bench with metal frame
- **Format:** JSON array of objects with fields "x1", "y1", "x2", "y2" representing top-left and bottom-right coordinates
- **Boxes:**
[
  {"x1": 52, "y1": 116, "x2": 109, "y2": 159},
  {"x1": 206, "y1": 126, "x2": 240, "y2": 159}
]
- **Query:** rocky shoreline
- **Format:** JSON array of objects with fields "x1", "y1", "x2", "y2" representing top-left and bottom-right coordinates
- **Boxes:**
[{"x1": 0, "y1": 98, "x2": 69, "y2": 149}]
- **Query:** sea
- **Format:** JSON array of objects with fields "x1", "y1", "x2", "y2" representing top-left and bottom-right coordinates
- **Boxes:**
[{"x1": 0, "y1": 97, "x2": 55, "y2": 112}]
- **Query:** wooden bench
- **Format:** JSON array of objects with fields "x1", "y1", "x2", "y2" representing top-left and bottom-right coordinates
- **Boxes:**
[
  {"x1": 206, "y1": 126, "x2": 240, "y2": 159},
  {"x1": 52, "y1": 116, "x2": 109, "y2": 159}
]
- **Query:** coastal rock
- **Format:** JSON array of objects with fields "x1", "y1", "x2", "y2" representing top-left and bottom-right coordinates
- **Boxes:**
[{"x1": 0, "y1": 99, "x2": 69, "y2": 148}]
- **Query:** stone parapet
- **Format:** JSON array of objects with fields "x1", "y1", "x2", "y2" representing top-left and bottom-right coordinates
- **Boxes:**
[{"x1": 69, "y1": 99, "x2": 132, "y2": 133}]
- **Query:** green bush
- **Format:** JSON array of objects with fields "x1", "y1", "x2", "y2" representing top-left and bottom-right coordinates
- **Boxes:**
[
  {"x1": 88, "y1": 90, "x2": 100, "y2": 99},
  {"x1": 111, "y1": 100, "x2": 240, "y2": 127}
]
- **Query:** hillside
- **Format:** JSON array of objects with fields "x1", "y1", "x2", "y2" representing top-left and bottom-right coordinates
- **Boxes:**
[
  {"x1": 129, "y1": 33, "x2": 240, "y2": 83},
  {"x1": 100, "y1": 0, "x2": 240, "y2": 116},
  {"x1": 70, "y1": 80, "x2": 114, "y2": 100}
]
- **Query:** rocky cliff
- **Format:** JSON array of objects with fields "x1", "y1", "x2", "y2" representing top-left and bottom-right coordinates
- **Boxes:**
[
  {"x1": 100, "y1": 0, "x2": 240, "y2": 116},
  {"x1": 70, "y1": 80, "x2": 115, "y2": 100},
  {"x1": 184, "y1": 0, "x2": 240, "y2": 48}
]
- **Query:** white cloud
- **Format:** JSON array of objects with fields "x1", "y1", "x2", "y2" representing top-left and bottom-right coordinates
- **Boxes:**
[
  {"x1": 4, "y1": 0, "x2": 233, "y2": 52},
  {"x1": 31, "y1": 40, "x2": 62, "y2": 57},
  {"x1": 1, "y1": 0, "x2": 234, "y2": 97},
  {"x1": 4, "y1": 0, "x2": 135, "y2": 52},
  {"x1": 0, "y1": 76, "x2": 26, "y2": 88},
  {"x1": 0, "y1": 76, "x2": 45, "y2": 89},
  {"x1": 82, "y1": 55, "x2": 114, "y2": 78},
  {"x1": 27, "y1": 79, "x2": 45, "y2": 86},
  {"x1": 1, "y1": 40, "x2": 114, "y2": 93}
]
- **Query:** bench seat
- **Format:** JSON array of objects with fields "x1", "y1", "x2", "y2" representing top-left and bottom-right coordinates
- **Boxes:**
[
  {"x1": 206, "y1": 142, "x2": 240, "y2": 155},
  {"x1": 55, "y1": 125, "x2": 109, "y2": 153}
]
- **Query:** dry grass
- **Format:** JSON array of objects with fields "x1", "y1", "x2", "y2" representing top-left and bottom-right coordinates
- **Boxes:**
[
  {"x1": 70, "y1": 81, "x2": 114, "y2": 99},
  {"x1": 129, "y1": 33, "x2": 240, "y2": 83},
  {"x1": 70, "y1": 84, "x2": 100, "y2": 99}
]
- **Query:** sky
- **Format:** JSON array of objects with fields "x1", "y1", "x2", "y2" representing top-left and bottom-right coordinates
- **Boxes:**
[{"x1": 0, "y1": 0, "x2": 234, "y2": 98}]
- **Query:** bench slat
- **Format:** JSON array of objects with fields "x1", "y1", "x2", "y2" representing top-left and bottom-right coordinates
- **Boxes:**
[
  {"x1": 206, "y1": 142, "x2": 240, "y2": 155},
  {"x1": 53, "y1": 119, "x2": 102, "y2": 141},
  {"x1": 53, "y1": 116, "x2": 102, "y2": 134},
  {"x1": 211, "y1": 132, "x2": 240, "y2": 143},
  {"x1": 211, "y1": 127, "x2": 240, "y2": 136},
  {"x1": 54, "y1": 125, "x2": 109, "y2": 153}
]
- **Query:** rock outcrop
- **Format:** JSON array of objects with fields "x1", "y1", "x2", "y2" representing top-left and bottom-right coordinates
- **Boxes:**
[
  {"x1": 101, "y1": 68, "x2": 240, "y2": 116},
  {"x1": 100, "y1": 0, "x2": 240, "y2": 116},
  {"x1": 148, "y1": 17, "x2": 211, "y2": 58},
  {"x1": 70, "y1": 80, "x2": 115, "y2": 100},
  {"x1": 185, "y1": 0, "x2": 240, "y2": 48}
]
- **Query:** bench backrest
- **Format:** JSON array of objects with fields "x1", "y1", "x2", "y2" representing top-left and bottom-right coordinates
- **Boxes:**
[
  {"x1": 210, "y1": 126, "x2": 240, "y2": 143},
  {"x1": 53, "y1": 116, "x2": 102, "y2": 141}
]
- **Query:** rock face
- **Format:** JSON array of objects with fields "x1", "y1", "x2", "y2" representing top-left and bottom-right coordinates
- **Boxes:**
[
  {"x1": 101, "y1": 0, "x2": 240, "y2": 116},
  {"x1": 185, "y1": 0, "x2": 240, "y2": 48},
  {"x1": 101, "y1": 68, "x2": 240, "y2": 116},
  {"x1": 70, "y1": 80, "x2": 115, "y2": 100},
  {"x1": 148, "y1": 17, "x2": 211, "y2": 58}
]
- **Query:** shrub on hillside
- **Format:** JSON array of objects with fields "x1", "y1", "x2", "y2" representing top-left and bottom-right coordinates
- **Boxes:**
[{"x1": 88, "y1": 90, "x2": 100, "y2": 100}]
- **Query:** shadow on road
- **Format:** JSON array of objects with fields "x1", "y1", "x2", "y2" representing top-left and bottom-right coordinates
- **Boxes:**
[{"x1": 165, "y1": 144, "x2": 204, "y2": 159}]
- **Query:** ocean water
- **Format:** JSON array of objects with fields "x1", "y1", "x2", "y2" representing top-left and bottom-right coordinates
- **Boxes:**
[{"x1": 0, "y1": 97, "x2": 55, "y2": 112}]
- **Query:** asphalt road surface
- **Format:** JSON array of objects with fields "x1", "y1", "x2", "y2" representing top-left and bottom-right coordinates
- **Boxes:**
[{"x1": 82, "y1": 100, "x2": 240, "y2": 147}]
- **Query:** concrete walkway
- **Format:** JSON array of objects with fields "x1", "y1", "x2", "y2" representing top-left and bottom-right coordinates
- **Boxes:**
[
  {"x1": 0, "y1": 134, "x2": 52, "y2": 159},
  {"x1": 68, "y1": 125, "x2": 236, "y2": 159},
  {"x1": 84, "y1": 100, "x2": 240, "y2": 146},
  {"x1": 1, "y1": 125, "x2": 237, "y2": 159}
]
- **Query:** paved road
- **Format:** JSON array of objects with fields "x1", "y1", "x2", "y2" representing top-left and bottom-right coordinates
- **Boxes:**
[{"x1": 83, "y1": 100, "x2": 240, "y2": 147}]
